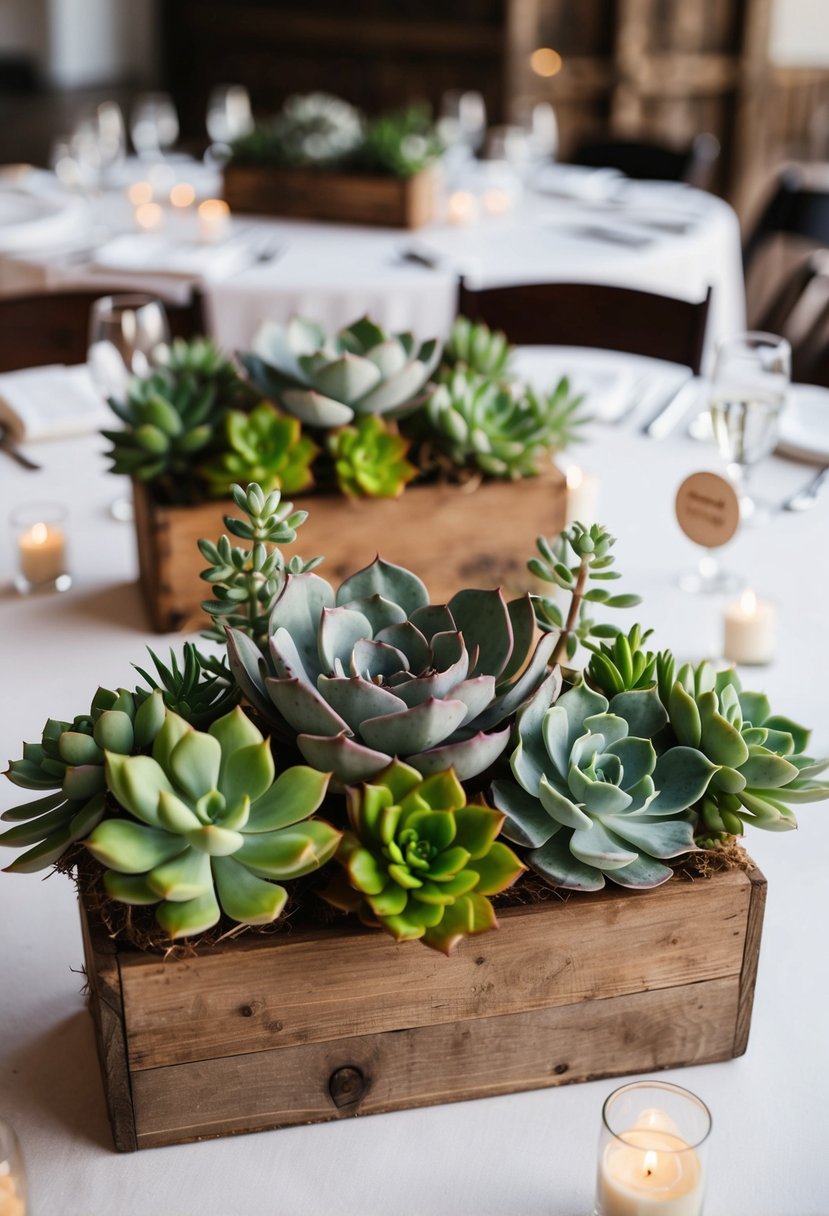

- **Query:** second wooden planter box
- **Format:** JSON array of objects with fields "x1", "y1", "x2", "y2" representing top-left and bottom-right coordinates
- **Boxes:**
[
  {"x1": 81, "y1": 864, "x2": 766, "y2": 1152},
  {"x1": 132, "y1": 469, "x2": 568, "y2": 632}
]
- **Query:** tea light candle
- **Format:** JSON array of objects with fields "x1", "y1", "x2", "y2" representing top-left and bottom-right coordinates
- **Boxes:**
[
  {"x1": 564, "y1": 463, "x2": 599, "y2": 525},
  {"x1": 597, "y1": 1127, "x2": 704, "y2": 1216},
  {"x1": 723, "y1": 588, "x2": 776, "y2": 665},
  {"x1": 446, "y1": 190, "x2": 479, "y2": 225},
  {"x1": 197, "y1": 198, "x2": 231, "y2": 243},
  {"x1": 0, "y1": 1170, "x2": 25, "y2": 1216},
  {"x1": 135, "y1": 201, "x2": 164, "y2": 232},
  {"x1": 482, "y1": 187, "x2": 513, "y2": 217},
  {"x1": 169, "y1": 182, "x2": 196, "y2": 209},
  {"x1": 127, "y1": 180, "x2": 154, "y2": 206},
  {"x1": 19, "y1": 520, "x2": 67, "y2": 587}
]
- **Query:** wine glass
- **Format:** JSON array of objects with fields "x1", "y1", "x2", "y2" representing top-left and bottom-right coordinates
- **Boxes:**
[
  {"x1": 709, "y1": 331, "x2": 791, "y2": 521},
  {"x1": 206, "y1": 84, "x2": 254, "y2": 161},
  {"x1": 88, "y1": 295, "x2": 171, "y2": 522},
  {"x1": 130, "y1": 93, "x2": 180, "y2": 160},
  {"x1": 96, "y1": 100, "x2": 127, "y2": 181},
  {"x1": 511, "y1": 100, "x2": 559, "y2": 166},
  {"x1": 437, "y1": 90, "x2": 487, "y2": 155}
]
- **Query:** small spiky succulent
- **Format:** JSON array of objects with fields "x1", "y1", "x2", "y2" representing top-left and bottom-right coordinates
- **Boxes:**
[
  {"x1": 241, "y1": 316, "x2": 441, "y2": 429},
  {"x1": 328, "y1": 415, "x2": 417, "y2": 498},
  {"x1": 656, "y1": 658, "x2": 829, "y2": 841},
  {"x1": 199, "y1": 403, "x2": 319, "y2": 498},
  {"x1": 322, "y1": 760, "x2": 524, "y2": 953},
  {"x1": 586, "y1": 625, "x2": 658, "y2": 697},
  {"x1": 103, "y1": 338, "x2": 251, "y2": 501},
  {"x1": 133, "y1": 644, "x2": 240, "y2": 729},
  {"x1": 424, "y1": 369, "x2": 587, "y2": 479},
  {"x1": 1, "y1": 688, "x2": 166, "y2": 873},
  {"x1": 440, "y1": 316, "x2": 513, "y2": 381},
  {"x1": 227, "y1": 556, "x2": 557, "y2": 784},
  {"x1": 86, "y1": 706, "x2": 340, "y2": 938},
  {"x1": 492, "y1": 678, "x2": 712, "y2": 891}
]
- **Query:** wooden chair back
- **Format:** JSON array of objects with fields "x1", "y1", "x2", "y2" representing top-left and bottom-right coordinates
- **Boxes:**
[
  {"x1": 743, "y1": 167, "x2": 829, "y2": 274},
  {"x1": 458, "y1": 281, "x2": 712, "y2": 374},
  {"x1": 0, "y1": 289, "x2": 206, "y2": 373},
  {"x1": 569, "y1": 133, "x2": 721, "y2": 191}
]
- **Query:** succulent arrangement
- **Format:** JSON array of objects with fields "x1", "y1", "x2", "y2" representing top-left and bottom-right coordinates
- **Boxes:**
[
  {"x1": 108, "y1": 317, "x2": 587, "y2": 507},
  {"x1": 4, "y1": 494, "x2": 826, "y2": 953},
  {"x1": 228, "y1": 94, "x2": 442, "y2": 179}
]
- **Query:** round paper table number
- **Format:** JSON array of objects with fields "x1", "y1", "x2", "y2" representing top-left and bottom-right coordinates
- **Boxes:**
[{"x1": 675, "y1": 471, "x2": 740, "y2": 548}]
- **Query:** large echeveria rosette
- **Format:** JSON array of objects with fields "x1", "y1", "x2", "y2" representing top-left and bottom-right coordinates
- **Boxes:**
[
  {"x1": 492, "y1": 678, "x2": 716, "y2": 890},
  {"x1": 322, "y1": 760, "x2": 525, "y2": 954},
  {"x1": 227, "y1": 556, "x2": 557, "y2": 784}
]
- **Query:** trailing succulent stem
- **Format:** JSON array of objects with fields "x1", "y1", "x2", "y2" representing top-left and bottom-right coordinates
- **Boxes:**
[
  {"x1": 528, "y1": 523, "x2": 641, "y2": 664},
  {"x1": 199, "y1": 483, "x2": 322, "y2": 647}
]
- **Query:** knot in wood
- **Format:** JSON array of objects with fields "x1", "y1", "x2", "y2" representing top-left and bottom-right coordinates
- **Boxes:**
[{"x1": 328, "y1": 1066, "x2": 367, "y2": 1111}]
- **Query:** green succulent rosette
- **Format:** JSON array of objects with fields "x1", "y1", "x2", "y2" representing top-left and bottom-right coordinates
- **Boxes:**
[
  {"x1": 1, "y1": 688, "x2": 166, "y2": 874},
  {"x1": 328, "y1": 414, "x2": 416, "y2": 498},
  {"x1": 227, "y1": 556, "x2": 557, "y2": 784},
  {"x1": 200, "y1": 403, "x2": 319, "y2": 498},
  {"x1": 492, "y1": 677, "x2": 714, "y2": 891},
  {"x1": 241, "y1": 315, "x2": 441, "y2": 429},
  {"x1": 322, "y1": 760, "x2": 524, "y2": 953},
  {"x1": 440, "y1": 316, "x2": 513, "y2": 381},
  {"x1": 657, "y1": 658, "x2": 829, "y2": 839},
  {"x1": 85, "y1": 706, "x2": 340, "y2": 939}
]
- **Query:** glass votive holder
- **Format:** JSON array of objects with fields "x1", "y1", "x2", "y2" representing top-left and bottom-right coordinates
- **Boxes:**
[
  {"x1": 0, "y1": 1117, "x2": 27, "y2": 1216},
  {"x1": 10, "y1": 501, "x2": 72, "y2": 595},
  {"x1": 594, "y1": 1081, "x2": 712, "y2": 1216}
]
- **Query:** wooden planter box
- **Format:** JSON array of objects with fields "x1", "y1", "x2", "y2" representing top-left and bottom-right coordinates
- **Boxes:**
[
  {"x1": 222, "y1": 164, "x2": 438, "y2": 228},
  {"x1": 132, "y1": 468, "x2": 568, "y2": 632},
  {"x1": 81, "y1": 865, "x2": 766, "y2": 1152}
]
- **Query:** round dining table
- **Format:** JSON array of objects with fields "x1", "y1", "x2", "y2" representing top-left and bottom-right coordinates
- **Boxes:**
[
  {"x1": 0, "y1": 345, "x2": 826, "y2": 1216},
  {"x1": 0, "y1": 163, "x2": 745, "y2": 361}
]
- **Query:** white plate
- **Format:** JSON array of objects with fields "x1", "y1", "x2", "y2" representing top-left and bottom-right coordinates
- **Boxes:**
[
  {"x1": 777, "y1": 384, "x2": 829, "y2": 464},
  {"x1": 0, "y1": 188, "x2": 85, "y2": 252}
]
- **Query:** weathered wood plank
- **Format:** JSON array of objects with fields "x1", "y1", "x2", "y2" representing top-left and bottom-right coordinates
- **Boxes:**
[
  {"x1": 121, "y1": 871, "x2": 752, "y2": 1071},
  {"x1": 732, "y1": 865, "x2": 767, "y2": 1057},
  {"x1": 133, "y1": 468, "x2": 568, "y2": 632},
  {"x1": 223, "y1": 165, "x2": 437, "y2": 228},
  {"x1": 131, "y1": 974, "x2": 742, "y2": 1147},
  {"x1": 79, "y1": 900, "x2": 138, "y2": 1152}
]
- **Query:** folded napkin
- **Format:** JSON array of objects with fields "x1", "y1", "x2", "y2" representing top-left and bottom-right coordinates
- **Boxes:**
[
  {"x1": 92, "y1": 232, "x2": 254, "y2": 282},
  {"x1": 0, "y1": 364, "x2": 110, "y2": 441}
]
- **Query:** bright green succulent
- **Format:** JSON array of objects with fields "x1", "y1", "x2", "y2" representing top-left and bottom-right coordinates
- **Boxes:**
[
  {"x1": 492, "y1": 678, "x2": 714, "y2": 891},
  {"x1": 232, "y1": 93, "x2": 364, "y2": 168},
  {"x1": 241, "y1": 315, "x2": 441, "y2": 429},
  {"x1": 199, "y1": 403, "x2": 319, "y2": 498},
  {"x1": 586, "y1": 625, "x2": 658, "y2": 697},
  {"x1": 357, "y1": 104, "x2": 442, "y2": 177},
  {"x1": 424, "y1": 369, "x2": 587, "y2": 479},
  {"x1": 199, "y1": 482, "x2": 322, "y2": 648},
  {"x1": 656, "y1": 658, "x2": 829, "y2": 841},
  {"x1": 440, "y1": 316, "x2": 514, "y2": 381},
  {"x1": 1, "y1": 688, "x2": 166, "y2": 873},
  {"x1": 85, "y1": 706, "x2": 341, "y2": 939},
  {"x1": 328, "y1": 415, "x2": 417, "y2": 498},
  {"x1": 133, "y1": 643, "x2": 241, "y2": 730},
  {"x1": 227, "y1": 556, "x2": 557, "y2": 784},
  {"x1": 321, "y1": 760, "x2": 524, "y2": 953},
  {"x1": 103, "y1": 338, "x2": 252, "y2": 501}
]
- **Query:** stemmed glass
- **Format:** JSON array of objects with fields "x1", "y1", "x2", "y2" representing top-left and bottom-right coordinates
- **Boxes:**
[
  {"x1": 206, "y1": 84, "x2": 254, "y2": 162},
  {"x1": 437, "y1": 90, "x2": 487, "y2": 156},
  {"x1": 87, "y1": 294, "x2": 171, "y2": 521},
  {"x1": 709, "y1": 331, "x2": 791, "y2": 521},
  {"x1": 130, "y1": 93, "x2": 180, "y2": 160}
]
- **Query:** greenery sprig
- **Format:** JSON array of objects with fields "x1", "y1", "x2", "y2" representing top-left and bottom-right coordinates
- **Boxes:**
[
  {"x1": 198, "y1": 483, "x2": 322, "y2": 646},
  {"x1": 528, "y1": 521, "x2": 641, "y2": 664}
]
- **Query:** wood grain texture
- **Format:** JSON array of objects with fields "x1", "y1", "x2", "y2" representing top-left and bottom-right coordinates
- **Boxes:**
[
  {"x1": 120, "y1": 870, "x2": 752, "y2": 1071},
  {"x1": 223, "y1": 165, "x2": 437, "y2": 228},
  {"x1": 132, "y1": 468, "x2": 568, "y2": 632},
  {"x1": 79, "y1": 901, "x2": 137, "y2": 1152},
  {"x1": 732, "y1": 864, "x2": 767, "y2": 1057},
  {"x1": 130, "y1": 975, "x2": 742, "y2": 1148}
]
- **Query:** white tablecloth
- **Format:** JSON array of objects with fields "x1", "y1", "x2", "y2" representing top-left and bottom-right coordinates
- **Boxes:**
[
  {"x1": 1, "y1": 351, "x2": 827, "y2": 1215},
  {"x1": 0, "y1": 173, "x2": 745, "y2": 360}
]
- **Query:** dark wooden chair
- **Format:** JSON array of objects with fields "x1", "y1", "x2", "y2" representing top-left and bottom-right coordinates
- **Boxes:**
[
  {"x1": 569, "y1": 133, "x2": 721, "y2": 191},
  {"x1": 743, "y1": 167, "x2": 829, "y2": 275},
  {"x1": 0, "y1": 289, "x2": 206, "y2": 373},
  {"x1": 458, "y1": 282, "x2": 712, "y2": 374}
]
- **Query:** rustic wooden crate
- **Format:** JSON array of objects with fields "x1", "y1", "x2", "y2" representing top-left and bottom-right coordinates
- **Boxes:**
[
  {"x1": 222, "y1": 164, "x2": 438, "y2": 228},
  {"x1": 80, "y1": 864, "x2": 766, "y2": 1152},
  {"x1": 132, "y1": 468, "x2": 568, "y2": 632}
]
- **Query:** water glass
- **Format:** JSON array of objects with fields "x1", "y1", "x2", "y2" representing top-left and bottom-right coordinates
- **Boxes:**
[
  {"x1": 437, "y1": 89, "x2": 487, "y2": 153},
  {"x1": 87, "y1": 294, "x2": 170, "y2": 401},
  {"x1": 130, "y1": 92, "x2": 180, "y2": 159},
  {"x1": 206, "y1": 84, "x2": 254, "y2": 146},
  {"x1": 709, "y1": 331, "x2": 791, "y2": 521}
]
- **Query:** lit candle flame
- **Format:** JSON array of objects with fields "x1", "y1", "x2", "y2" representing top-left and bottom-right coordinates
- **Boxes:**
[
  {"x1": 170, "y1": 182, "x2": 196, "y2": 208},
  {"x1": 643, "y1": 1150, "x2": 658, "y2": 1178},
  {"x1": 740, "y1": 588, "x2": 757, "y2": 616},
  {"x1": 566, "y1": 465, "x2": 583, "y2": 491},
  {"x1": 128, "y1": 181, "x2": 153, "y2": 206},
  {"x1": 135, "y1": 202, "x2": 164, "y2": 231},
  {"x1": 31, "y1": 522, "x2": 48, "y2": 545}
]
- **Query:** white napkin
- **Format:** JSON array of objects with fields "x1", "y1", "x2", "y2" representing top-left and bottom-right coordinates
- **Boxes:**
[
  {"x1": 0, "y1": 364, "x2": 110, "y2": 441},
  {"x1": 92, "y1": 232, "x2": 255, "y2": 282}
]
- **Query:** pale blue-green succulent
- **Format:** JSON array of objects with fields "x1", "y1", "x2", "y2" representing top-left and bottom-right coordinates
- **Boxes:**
[
  {"x1": 657, "y1": 658, "x2": 829, "y2": 840},
  {"x1": 492, "y1": 677, "x2": 714, "y2": 890},
  {"x1": 227, "y1": 556, "x2": 557, "y2": 785},
  {"x1": 241, "y1": 315, "x2": 441, "y2": 429},
  {"x1": 85, "y1": 706, "x2": 340, "y2": 938}
]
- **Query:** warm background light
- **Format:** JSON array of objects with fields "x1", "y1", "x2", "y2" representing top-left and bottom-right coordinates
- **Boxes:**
[
  {"x1": 169, "y1": 182, "x2": 196, "y2": 208},
  {"x1": 135, "y1": 201, "x2": 164, "y2": 231},
  {"x1": 127, "y1": 181, "x2": 154, "y2": 206},
  {"x1": 530, "y1": 47, "x2": 563, "y2": 77}
]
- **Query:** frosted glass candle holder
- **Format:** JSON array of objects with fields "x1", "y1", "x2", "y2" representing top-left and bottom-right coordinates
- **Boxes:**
[{"x1": 10, "y1": 501, "x2": 71, "y2": 595}]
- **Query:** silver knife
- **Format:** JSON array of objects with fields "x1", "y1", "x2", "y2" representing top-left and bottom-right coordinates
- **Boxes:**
[{"x1": 641, "y1": 376, "x2": 698, "y2": 440}]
